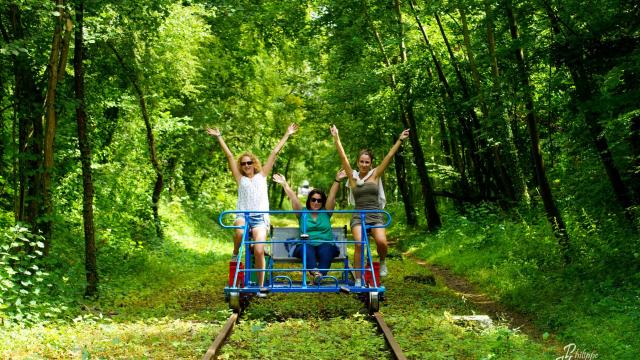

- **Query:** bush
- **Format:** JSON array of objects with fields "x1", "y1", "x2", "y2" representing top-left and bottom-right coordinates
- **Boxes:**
[{"x1": 0, "y1": 225, "x2": 65, "y2": 325}]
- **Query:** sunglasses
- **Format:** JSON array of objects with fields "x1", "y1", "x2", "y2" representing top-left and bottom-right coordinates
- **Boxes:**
[
  {"x1": 240, "y1": 161, "x2": 253, "y2": 166},
  {"x1": 310, "y1": 197, "x2": 323, "y2": 204}
]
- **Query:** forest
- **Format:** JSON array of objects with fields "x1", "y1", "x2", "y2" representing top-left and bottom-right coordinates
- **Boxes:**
[{"x1": 1, "y1": 0, "x2": 638, "y2": 358}]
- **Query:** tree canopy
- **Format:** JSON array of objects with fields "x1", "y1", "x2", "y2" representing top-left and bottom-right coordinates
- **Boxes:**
[{"x1": 0, "y1": 0, "x2": 638, "y2": 357}]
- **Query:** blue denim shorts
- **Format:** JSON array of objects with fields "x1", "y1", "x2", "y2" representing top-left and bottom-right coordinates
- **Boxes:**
[{"x1": 236, "y1": 213, "x2": 269, "y2": 230}]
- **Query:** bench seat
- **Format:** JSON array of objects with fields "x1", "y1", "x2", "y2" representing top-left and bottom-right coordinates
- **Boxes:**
[{"x1": 270, "y1": 226, "x2": 348, "y2": 263}]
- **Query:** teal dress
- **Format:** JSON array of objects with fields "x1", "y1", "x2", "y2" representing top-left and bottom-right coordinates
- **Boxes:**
[{"x1": 293, "y1": 210, "x2": 340, "y2": 275}]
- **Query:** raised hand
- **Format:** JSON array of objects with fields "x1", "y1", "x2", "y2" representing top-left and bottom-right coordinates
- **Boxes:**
[
  {"x1": 336, "y1": 169, "x2": 347, "y2": 181},
  {"x1": 272, "y1": 173, "x2": 287, "y2": 185},
  {"x1": 287, "y1": 123, "x2": 299, "y2": 135},
  {"x1": 206, "y1": 127, "x2": 221, "y2": 137},
  {"x1": 399, "y1": 129, "x2": 410, "y2": 141},
  {"x1": 330, "y1": 125, "x2": 339, "y2": 137}
]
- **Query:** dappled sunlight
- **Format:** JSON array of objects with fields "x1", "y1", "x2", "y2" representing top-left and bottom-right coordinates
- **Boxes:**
[
  {"x1": 1, "y1": 318, "x2": 222, "y2": 359},
  {"x1": 162, "y1": 201, "x2": 232, "y2": 255}
]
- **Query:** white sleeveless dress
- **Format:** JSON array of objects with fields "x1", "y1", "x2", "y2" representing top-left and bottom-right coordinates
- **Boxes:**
[{"x1": 237, "y1": 173, "x2": 270, "y2": 225}]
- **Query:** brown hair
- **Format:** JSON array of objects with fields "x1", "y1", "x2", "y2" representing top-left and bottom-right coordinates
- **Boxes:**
[
  {"x1": 357, "y1": 149, "x2": 374, "y2": 163},
  {"x1": 236, "y1": 152, "x2": 262, "y2": 176}
]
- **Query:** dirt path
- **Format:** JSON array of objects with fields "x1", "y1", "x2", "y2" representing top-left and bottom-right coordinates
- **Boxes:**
[{"x1": 407, "y1": 255, "x2": 547, "y2": 342}]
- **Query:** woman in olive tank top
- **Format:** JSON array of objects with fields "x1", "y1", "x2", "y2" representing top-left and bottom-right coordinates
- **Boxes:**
[{"x1": 331, "y1": 125, "x2": 410, "y2": 283}]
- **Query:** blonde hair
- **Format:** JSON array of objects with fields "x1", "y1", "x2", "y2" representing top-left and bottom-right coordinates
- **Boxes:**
[{"x1": 237, "y1": 152, "x2": 262, "y2": 176}]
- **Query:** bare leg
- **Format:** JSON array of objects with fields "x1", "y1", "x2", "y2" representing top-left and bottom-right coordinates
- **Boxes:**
[
  {"x1": 252, "y1": 227, "x2": 267, "y2": 287},
  {"x1": 371, "y1": 227, "x2": 387, "y2": 261},
  {"x1": 352, "y1": 225, "x2": 364, "y2": 282},
  {"x1": 233, "y1": 218, "x2": 245, "y2": 256}
]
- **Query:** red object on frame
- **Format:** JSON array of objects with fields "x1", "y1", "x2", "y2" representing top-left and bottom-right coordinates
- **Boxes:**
[
  {"x1": 229, "y1": 261, "x2": 245, "y2": 288},
  {"x1": 364, "y1": 261, "x2": 381, "y2": 286}
]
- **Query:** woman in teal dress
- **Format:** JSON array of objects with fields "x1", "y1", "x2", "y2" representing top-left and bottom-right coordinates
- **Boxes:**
[{"x1": 272, "y1": 170, "x2": 346, "y2": 279}]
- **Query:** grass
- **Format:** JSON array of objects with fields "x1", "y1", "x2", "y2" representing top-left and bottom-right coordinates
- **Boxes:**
[
  {"x1": 2, "y1": 200, "x2": 558, "y2": 359},
  {"x1": 396, "y1": 203, "x2": 640, "y2": 360}
]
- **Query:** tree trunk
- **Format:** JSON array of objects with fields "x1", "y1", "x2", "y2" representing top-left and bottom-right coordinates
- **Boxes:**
[
  {"x1": 484, "y1": 0, "x2": 529, "y2": 203},
  {"x1": 486, "y1": 0, "x2": 528, "y2": 203},
  {"x1": 630, "y1": 114, "x2": 640, "y2": 203},
  {"x1": 362, "y1": 1, "x2": 423, "y2": 228},
  {"x1": 404, "y1": 106, "x2": 441, "y2": 230},
  {"x1": 434, "y1": 12, "x2": 506, "y2": 200},
  {"x1": 458, "y1": 6, "x2": 487, "y2": 118},
  {"x1": 437, "y1": 109, "x2": 452, "y2": 166},
  {"x1": 389, "y1": 0, "x2": 441, "y2": 230},
  {"x1": 151, "y1": 174, "x2": 164, "y2": 238},
  {"x1": 0, "y1": 104, "x2": 5, "y2": 178},
  {"x1": 8, "y1": 4, "x2": 45, "y2": 231},
  {"x1": 543, "y1": 1, "x2": 636, "y2": 218},
  {"x1": 506, "y1": 0, "x2": 571, "y2": 264},
  {"x1": 73, "y1": 0, "x2": 98, "y2": 298},
  {"x1": 411, "y1": 2, "x2": 485, "y2": 201},
  {"x1": 43, "y1": 0, "x2": 72, "y2": 252},
  {"x1": 434, "y1": 13, "x2": 471, "y2": 102},
  {"x1": 394, "y1": 1, "x2": 440, "y2": 229},
  {"x1": 108, "y1": 42, "x2": 164, "y2": 239},
  {"x1": 393, "y1": 119, "x2": 417, "y2": 227}
]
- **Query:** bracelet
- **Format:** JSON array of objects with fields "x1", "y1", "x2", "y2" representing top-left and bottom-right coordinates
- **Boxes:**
[{"x1": 334, "y1": 179, "x2": 340, "y2": 183}]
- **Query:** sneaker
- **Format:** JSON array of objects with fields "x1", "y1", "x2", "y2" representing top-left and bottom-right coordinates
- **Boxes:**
[
  {"x1": 230, "y1": 254, "x2": 239, "y2": 262},
  {"x1": 313, "y1": 273, "x2": 323, "y2": 285},
  {"x1": 256, "y1": 287, "x2": 269, "y2": 298},
  {"x1": 379, "y1": 262, "x2": 388, "y2": 277},
  {"x1": 354, "y1": 278, "x2": 362, "y2": 287}
]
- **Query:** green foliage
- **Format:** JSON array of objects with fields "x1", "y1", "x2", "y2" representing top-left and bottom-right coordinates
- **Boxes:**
[
  {"x1": 2, "y1": 199, "x2": 552, "y2": 358},
  {"x1": 0, "y1": 225, "x2": 65, "y2": 324},
  {"x1": 1, "y1": 0, "x2": 639, "y2": 358},
  {"x1": 399, "y1": 203, "x2": 640, "y2": 359}
]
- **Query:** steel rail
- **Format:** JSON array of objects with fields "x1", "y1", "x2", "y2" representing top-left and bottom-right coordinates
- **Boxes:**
[
  {"x1": 202, "y1": 313, "x2": 238, "y2": 360},
  {"x1": 201, "y1": 311, "x2": 405, "y2": 359},
  {"x1": 373, "y1": 312, "x2": 407, "y2": 360}
]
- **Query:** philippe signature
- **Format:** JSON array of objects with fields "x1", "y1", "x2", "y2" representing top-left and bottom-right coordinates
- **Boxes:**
[{"x1": 556, "y1": 343, "x2": 599, "y2": 360}]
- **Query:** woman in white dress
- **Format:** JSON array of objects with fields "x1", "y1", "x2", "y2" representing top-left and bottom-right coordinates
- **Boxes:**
[{"x1": 208, "y1": 124, "x2": 298, "y2": 292}]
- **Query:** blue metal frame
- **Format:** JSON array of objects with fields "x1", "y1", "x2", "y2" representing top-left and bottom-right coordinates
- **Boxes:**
[{"x1": 219, "y1": 210, "x2": 391, "y2": 296}]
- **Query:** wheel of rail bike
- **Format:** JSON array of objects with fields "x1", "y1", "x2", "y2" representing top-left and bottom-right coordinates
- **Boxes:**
[
  {"x1": 367, "y1": 291, "x2": 380, "y2": 314},
  {"x1": 229, "y1": 292, "x2": 241, "y2": 313}
]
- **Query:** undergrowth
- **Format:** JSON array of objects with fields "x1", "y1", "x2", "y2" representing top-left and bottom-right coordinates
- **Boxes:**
[
  {"x1": 2, "y1": 199, "x2": 560, "y2": 359},
  {"x1": 396, "y1": 202, "x2": 640, "y2": 359}
]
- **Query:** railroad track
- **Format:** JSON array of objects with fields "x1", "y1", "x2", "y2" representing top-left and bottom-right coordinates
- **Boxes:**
[{"x1": 202, "y1": 310, "x2": 406, "y2": 360}]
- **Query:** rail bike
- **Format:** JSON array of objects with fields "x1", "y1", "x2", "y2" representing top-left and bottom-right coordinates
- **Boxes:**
[{"x1": 218, "y1": 209, "x2": 390, "y2": 314}]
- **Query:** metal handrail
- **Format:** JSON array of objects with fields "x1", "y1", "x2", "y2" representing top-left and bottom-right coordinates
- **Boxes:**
[{"x1": 220, "y1": 209, "x2": 391, "y2": 289}]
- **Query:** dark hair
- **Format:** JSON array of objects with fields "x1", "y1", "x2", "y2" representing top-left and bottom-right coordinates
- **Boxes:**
[
  {"x1": 358, "y1": 149, "x2": 374, "y2": 163},
  {"x1": 306, "y1": 189, "x2": 327, "y2": 209}
]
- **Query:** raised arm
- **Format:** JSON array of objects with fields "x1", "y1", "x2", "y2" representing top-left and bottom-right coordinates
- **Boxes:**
[
  {"x1": 272, "y1": 173, "x2": 302, "y2": 211},
  {"x1": 207, "y1": 127, "x2": 242, "y2": 182},
  {"x1": 262, "y1": 123, "x2": 298, "y2": 176},
  {"x1": 372, "y1": 129, "x2": 410, "y2": 180},
  {"x1": 325, "y1": 169, "x2": 346, "y2": 211},
  {"x1": 330, "y1": 125, "x2": 355, "y2": 187}
]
